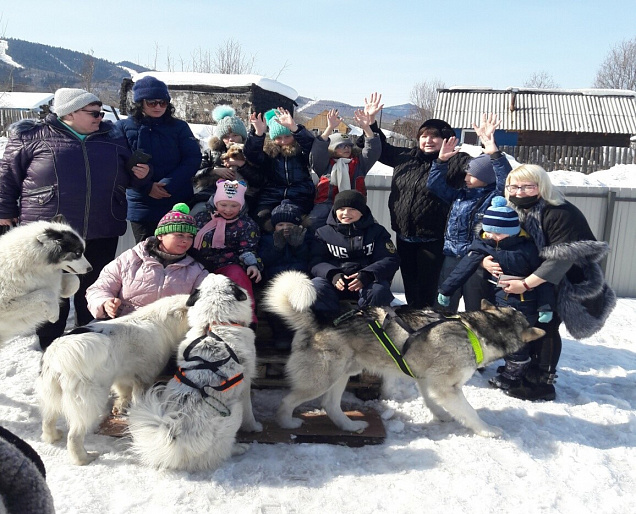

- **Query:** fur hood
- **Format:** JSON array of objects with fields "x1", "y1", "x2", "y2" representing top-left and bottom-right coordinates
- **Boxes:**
[
  {"x1": 8, "y1": 118, "x2": 40, "y2": 137},
  {"x1": 207, "y1": 136, "x2": 227, "y2": 152},
  {"x1": 263, "y1": 137, "x2": 301, "y2": 158}
]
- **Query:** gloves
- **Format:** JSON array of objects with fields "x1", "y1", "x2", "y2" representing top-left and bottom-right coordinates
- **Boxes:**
[
  {"x1": 538, "y1": 311, "x2": 553, "y2": 323},
  {"x1": 356, "y1": 270, "x2": 374, "y2": 287},
  {"x1": 437, "y1": 293, "x2": 451, "y2": 307},
  {"x1": 285, "y1": 225, "x2": 307, "y2": 247},
  {"x1": 273, "y1": 229, "x2": 286, "y2": 249},
  {"x1": 331, "y1": 273, "x2": 345, "y2": 287}
]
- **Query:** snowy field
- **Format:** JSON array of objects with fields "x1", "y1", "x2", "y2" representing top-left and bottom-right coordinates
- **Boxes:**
[{"x1": 1, "y1": 298, "x2": 635, "y2": 513}]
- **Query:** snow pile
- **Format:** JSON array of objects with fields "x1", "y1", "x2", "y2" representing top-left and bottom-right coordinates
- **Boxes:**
[{"x1": 0, "y1": 40, "x2": 23, "y2": 68}]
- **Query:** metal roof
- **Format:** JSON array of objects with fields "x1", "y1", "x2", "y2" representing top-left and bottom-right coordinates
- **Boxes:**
[{"x1": 434, "y1": 88, "x2": 636, "y2": 134}]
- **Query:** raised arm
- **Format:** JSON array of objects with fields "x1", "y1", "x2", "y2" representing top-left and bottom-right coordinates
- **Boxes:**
[
  {"x1": 472, "y1": 113, "x2": 501, "y2": 155},
  {"x1": 321, "y1": 109, "x2": 341, "y2": 140}
]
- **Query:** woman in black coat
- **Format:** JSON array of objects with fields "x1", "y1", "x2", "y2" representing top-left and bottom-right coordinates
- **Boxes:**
[
  {"x1": 364, "y1": 93, "x2": 470, "y2": 308},
  {"x1": 493, "y1": 164, "x2": 616, "y2": 401}
]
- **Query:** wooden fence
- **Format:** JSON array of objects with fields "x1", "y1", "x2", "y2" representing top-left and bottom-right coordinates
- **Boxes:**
[
  {"x1": 499, "y1": 145, "x2": 636, "y2": 174},
  {"x1": 0, "y1": 109, "x2": 43, "y2": 137}
]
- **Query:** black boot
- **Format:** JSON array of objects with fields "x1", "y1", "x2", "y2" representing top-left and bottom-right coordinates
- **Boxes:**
[
  {"x1": 489, "y1": 358, "x2": 530, "y2": 391},
  {"x1": 505, "y1": 370, "x2": 557, "y2": 401}
]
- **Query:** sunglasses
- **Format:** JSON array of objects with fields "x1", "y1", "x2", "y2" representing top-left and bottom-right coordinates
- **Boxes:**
[
  {"x1": 81, "y1": 109, "x2": 105, "y2": 119},
  {"x1": 144, "y1": 99, "x2": 168, "y2": 108}
]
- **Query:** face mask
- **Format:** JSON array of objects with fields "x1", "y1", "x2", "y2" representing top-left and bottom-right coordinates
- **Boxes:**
[{"x1": 508, "y1": 195, "x2": 540, "y2": 209}]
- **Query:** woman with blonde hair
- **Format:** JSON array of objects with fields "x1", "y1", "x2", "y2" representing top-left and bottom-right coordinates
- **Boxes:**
[{"x1": 484, "y1": 163, "x2": 616, "y2": 401}]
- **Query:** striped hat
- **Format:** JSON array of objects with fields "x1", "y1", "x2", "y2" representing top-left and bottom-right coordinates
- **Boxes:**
[
  {"x1": 482, "y1": 196, "x2": 520, "y2": 235},
  {"x1": 155, "y1": 203, "x2": 198, "y2": 236}
]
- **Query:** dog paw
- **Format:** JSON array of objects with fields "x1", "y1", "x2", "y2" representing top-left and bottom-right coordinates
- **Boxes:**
[
  {"x1": 341, "y1": 419, "x2": 369, "y2": 433},
  {"x1": 231, "y1": 443, "x2": 250, "y2": 456},
  {"x1": 241, "y1": 420, "x2": 263, "y2": 433},
  {"x1": 71, "y1": 450, "x2": 99, "y2": 466},
  {"x1": 475, "y1": 425, "x2": 503, "y2": 438},
  {"x1": 60, "y1": 274, "x2": 80, "y2": 298},
  {"x1": 278, "y1": 417, "x2": 303, "y2": 430},
  {"x1": 42, "y1": 429, "x2": 63, "y2": 444}
]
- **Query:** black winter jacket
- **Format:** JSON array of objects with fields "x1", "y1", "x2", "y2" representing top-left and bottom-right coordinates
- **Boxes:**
[
  {"x1": 0, "y1": 115, "x2": 149, "y2": 239},
  {"x1": 310, "y1": 208, "x2": 400, "y2": 283},
  {"x1": 372, "y1": 122, "x2": 470, "y2": 239}
]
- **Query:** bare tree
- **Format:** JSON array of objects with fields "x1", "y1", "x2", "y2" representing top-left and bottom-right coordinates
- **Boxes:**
[
  {"x1": 593, "y1": 37, "x2": 636, "y2": 90},
  {"x1": 523, "y1": 71, "x2": 559, "y2": 88},
  {"x1": 80, "y1": 49, "x2": 96, "y2": 92},
  {"x1": 410, "y1": 78, "x2": 445, "y2": 124},
  {"x1": 213, "y1": 39, "x2": 255, "y2": 74}
]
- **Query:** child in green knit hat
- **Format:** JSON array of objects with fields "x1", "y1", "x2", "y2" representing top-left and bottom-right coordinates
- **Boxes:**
[{"x1": 86, "y1": 203, "x2": 208, "y2": 319}]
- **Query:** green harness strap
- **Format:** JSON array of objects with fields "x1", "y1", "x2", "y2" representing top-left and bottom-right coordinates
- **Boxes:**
[{"x1": 444, "y1": 315, "x2": 484, "y2": 366}]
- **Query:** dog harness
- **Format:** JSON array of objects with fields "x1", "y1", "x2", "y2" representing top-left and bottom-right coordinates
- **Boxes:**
[
  {"x1": 335, "y1": 306, "x2": 484, "y2": 379},
  {"x1": 173, "y1": 328, "x2": 244, "y2": 417}
]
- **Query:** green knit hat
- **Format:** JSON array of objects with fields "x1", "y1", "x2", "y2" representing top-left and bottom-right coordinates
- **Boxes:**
[{"x1": 154, "y1": 203, "x2": 198, "y2": 236}]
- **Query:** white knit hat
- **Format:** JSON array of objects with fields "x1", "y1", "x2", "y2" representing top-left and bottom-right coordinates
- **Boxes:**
[{"x1": 53, "y1": 88, "x2": 101, "y2": 117}]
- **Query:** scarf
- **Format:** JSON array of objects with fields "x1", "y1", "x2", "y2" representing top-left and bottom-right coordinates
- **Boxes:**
[
  {"x1": 330, "y1": 157, "x2": 352, "y2": 192},
  {"x1": 514, "y1": 198, "x2": 546, "y2": 250},
  {"x1": 193, "y1": 213, "x2": 238, "y2": 250}
]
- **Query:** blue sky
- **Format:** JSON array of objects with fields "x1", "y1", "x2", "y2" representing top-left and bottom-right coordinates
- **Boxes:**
[{"x1": 1, "y1": 0, "x2": 634, "y2": 106}]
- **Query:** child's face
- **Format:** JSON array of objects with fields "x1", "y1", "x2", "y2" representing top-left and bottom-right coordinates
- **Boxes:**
[
  {"x1": 222, "y1": 132, "x2": 244, "y2": 145},
  {"x1": 157, "y1": 232, "x2": 194, "y2": 254},
  {"x1": 483, "y1": 231, "x2": 510, "y2": 242},
  {"x1": 275, "y1": 222, "x2": 295, "y2": 235},
  {"x1": 215, "y1": 200, "x2": 242, "y2": 219},
  {"x1": 336, "y1": 207, "x2": 363, "y2": 224},
  {"x1": 274, "y1": 134, "x2": 294, "y2": 146},
  {"x1": 334, "y1": 144, "x2": 352, "y2": 159},
  {"x1": 465, "y1": 173, "x2": 488, "y2": 188}
]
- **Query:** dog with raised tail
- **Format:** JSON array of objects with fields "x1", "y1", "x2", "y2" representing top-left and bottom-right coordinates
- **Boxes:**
[
  {"x1": 128, "y1": 273, "x2": 262, "y2": 471},
  {"x1": 263, "y1": 270, "x2": 545, "y2": 437},
  {"x1": 38, "y1": 294, "x2": 191, "y2": 465}
]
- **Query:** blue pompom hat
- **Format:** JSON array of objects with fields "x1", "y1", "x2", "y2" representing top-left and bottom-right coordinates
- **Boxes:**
[
  {"x1": 481, "y1": 196, "x2": 520, "y2": 235},
  {"x1": 133, "y1": 76, "x2": 171, "y2": 103}
]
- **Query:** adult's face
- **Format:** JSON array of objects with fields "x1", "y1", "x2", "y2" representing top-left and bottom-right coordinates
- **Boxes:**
[
  {"x1": 418, "y1": 131, "x2": 443, "y2": 153},
  {"x1": 142, "y1": 99, "x2": 168, "y2": 118},
  {"x1": 63, "y1": 105, "x2": 104, "y2": 134}
]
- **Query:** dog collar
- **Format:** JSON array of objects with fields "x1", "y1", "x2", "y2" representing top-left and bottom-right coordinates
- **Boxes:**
[{"x1": 445, "y1": 315, "x2": 483, "y2": 365}]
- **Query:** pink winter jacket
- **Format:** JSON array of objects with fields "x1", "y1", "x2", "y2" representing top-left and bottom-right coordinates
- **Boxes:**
[{"x1": 86, "y1": 240, "x2": 209, "y2": 318}]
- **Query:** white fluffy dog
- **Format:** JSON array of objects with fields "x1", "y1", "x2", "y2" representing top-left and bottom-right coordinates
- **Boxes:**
[
  {"x1": 128, "y1": 274, "x2": 262, "y2": 471},
  {"x1": 0, "y1": 220, "x2": 91, "y2": 345},
  {"x1": 38, "y1": 294, "x2": 191, "y2": 465}
]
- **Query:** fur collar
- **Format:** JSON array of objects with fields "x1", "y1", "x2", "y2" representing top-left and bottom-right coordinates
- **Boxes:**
[{"x1": 263, "y1": 137, "x2": 300, "y2": 158}]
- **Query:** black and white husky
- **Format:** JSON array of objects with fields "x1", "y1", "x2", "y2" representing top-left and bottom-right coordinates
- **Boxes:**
[
  {"x1": 128, "y1": 274, "x2": 262, "y2": 471},
  {"x1": 0, "y1": 220, "x2": 91, "y2": 345},
  {"x1": 264, "y1": 271, "x2": 545, "y2": 437}
]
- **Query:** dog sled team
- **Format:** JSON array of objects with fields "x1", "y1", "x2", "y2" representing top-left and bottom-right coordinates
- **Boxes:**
[{"x1": 0, "y1": 81, "x2": 615, "y2": 478}]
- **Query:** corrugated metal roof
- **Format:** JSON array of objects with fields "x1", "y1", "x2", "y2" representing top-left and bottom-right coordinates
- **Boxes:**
[{"x1": 434, "y1": 88, "x2": 636, "y2": 134}]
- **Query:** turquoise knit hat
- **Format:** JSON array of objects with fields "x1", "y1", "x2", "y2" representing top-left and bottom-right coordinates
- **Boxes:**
[
  {"x1": 212, "y1": 105, "x2": 248, "y2": 140},
  {"x1": 264, "y1": 109, "x2": 292, "y2": 140},
  {"x1": 155, "y1": 203, "x2": 198, "y2": 236}
]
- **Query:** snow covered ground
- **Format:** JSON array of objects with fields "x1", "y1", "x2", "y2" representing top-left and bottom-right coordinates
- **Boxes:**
[{"x1": 1, "y1": 298, "x2": 635, "y2": 513}]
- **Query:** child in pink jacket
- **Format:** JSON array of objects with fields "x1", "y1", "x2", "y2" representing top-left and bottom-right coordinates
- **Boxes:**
[{"x1": 86, "y1": 203, "x2": 208, "y2": 319}]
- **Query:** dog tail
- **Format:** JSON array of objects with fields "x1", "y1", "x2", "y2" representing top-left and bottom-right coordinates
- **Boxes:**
[{"x1": 262, "y1": 270, "x2": 317, "y2": 332}]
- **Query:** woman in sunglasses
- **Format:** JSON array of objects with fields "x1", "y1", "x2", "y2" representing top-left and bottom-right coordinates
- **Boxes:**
[
  {"x1": 0, "y1": 87, "x2": 152, "y2": 349},
  {"x1": 115, "y1": 75, "x2": 202, "y2": 242},
  {"x1": 490, "y1": 165, "x2": 616, "y2": 401}
]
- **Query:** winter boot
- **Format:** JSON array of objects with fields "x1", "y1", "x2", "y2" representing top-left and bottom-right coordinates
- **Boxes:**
[
  {"x1": 505, "y1": 370, "x2": 557, "y2": 401},
  {"x1": 489, "y1": 358, "x2": 531, "y2": 391}
]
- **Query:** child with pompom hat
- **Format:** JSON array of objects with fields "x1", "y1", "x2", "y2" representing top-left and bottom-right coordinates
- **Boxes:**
[
  {"x1": 86, "y1": 203, "x2": 208, "y2": 319},
  {"x1": 244, "y1": 107, "x2": 329, "y2": 228},
  {"x1": 191, "y1": 180, "x2": 263, "y2": 324},
  {"x1": 437, "y1": 196, "x2": 555, "y2": 391}
]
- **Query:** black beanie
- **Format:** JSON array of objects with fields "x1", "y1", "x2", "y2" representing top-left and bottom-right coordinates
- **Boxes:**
[
  {"x1": 333, "y1": 190, "x2": 368, "y2": 214},
  {"x1": 418, "y1": 118, "x2": 455, "y2": 139},
  {"x1": 271, "y1": 200, "x2": 303, "y2": 226}
]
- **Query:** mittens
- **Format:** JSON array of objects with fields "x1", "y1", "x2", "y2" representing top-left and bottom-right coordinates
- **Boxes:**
[
  {"x1": 538, "y1": 311, "x2": 553, "y2": 323},
  {"x1": 437, "y1": 293, "x2": 451, "y2": 307},
  {"x1": 273, "y1": 229, "x2": 286, "y2": 249},
  {"x1": 286, "y1": 225, "x2": 307, "y2": 247}
]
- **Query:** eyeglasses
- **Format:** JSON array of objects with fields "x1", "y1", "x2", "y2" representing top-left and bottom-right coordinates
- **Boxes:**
[
  {"x1": 144, "y1": 99, "x2": 168, "y2": 108},
  {"x1": 505, "y1": 184, "x2": 538, "y2": 193},
  {"x1": 80, "y1": 110, "x2": 105, "y2": 119}
]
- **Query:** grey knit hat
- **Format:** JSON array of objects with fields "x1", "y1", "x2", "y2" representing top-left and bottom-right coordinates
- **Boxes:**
[
  {"x1": 212, "y1": 105, "x2": 248, "y2": 140},
  {"x1": 328, "y1": 133, "x2": 354, "y2": 153},
  {"x1": 53, "y1": 88, "x2": 101, "y2": 117},
  {"x1": 466, "y1": 154, "x2": 496, "y2": 185}
]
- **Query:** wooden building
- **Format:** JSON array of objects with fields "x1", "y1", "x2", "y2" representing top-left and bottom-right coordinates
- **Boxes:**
[{"x1": 303, "y1": 109, "x2": 350, "y2": 136}]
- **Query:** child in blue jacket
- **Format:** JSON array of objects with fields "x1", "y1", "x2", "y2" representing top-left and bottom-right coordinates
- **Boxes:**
[{"x1": 438, "y1": 196, "x2": 555, "y2": 390}]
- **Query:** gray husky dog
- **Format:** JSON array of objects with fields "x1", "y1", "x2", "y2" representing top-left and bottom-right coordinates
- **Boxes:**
[
  {"x1": 128, "y1": 274, "x2": 262, "y2": 471},
  {"x1": 264, "y1": 271, "x2": 545, "y2": 437}
]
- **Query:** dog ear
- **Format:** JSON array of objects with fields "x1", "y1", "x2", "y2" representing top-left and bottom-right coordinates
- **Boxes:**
[
  {"x1": 480, "y1": 299, "x2": 496, "y2": 311},
  {"x1": 51, "y1": 214, "x2": 68, "y2": 224},
  {"x1": 521, "y1": 326, "x2": 545, "y2": 343},
  {"x1": 186, "y1": 289, "x2": 200, "y2": 307},
  {"x1": 231, "y1": 283, "x2": 248, "y2": 302}
]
